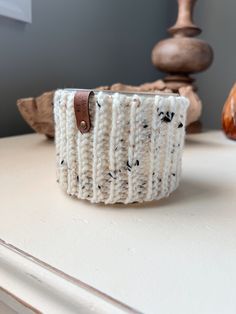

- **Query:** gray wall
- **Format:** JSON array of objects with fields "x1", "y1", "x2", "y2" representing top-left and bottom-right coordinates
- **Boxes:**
[
  {"x1": 194, "y1": 0, "x2": 236, "y2": 129},
  {"x1": 1, "y1": 0, "x2": 235, "y2": 137},
  {"x1": 0, "y1": 0, "x2": 169, "y2": 137}
]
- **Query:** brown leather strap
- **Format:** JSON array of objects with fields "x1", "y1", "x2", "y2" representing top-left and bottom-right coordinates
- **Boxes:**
[{"x1": 74, "y1": 90, "x2": 94, "y2": 133}]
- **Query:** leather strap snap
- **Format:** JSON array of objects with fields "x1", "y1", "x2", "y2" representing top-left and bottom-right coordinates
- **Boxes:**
[{"x1": 74, "y1": 90, "x2": 94, "y2": 133}]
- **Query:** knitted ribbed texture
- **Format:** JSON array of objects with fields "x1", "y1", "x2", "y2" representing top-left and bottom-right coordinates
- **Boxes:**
[{"x1": 54, "y1": 90, "x2": 189, "y2": 204}]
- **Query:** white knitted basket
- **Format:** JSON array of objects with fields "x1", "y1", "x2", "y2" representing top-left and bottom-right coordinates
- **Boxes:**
[{"x1": 54, "y1": 89, "x2": 189, "y2": 204}]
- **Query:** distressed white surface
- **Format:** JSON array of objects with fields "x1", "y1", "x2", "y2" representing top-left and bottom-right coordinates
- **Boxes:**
[
  {"x1": 0, "y1": 302, "x2": 17, "y2": 314},
  {"x1": 0, "y1": 288, "x2": 34, "y2": 314},
  {"x1": 0, "y1": 240, "x2": 136, "y2": 314},
  {"x1": 0, "y1": 131, "x2": 236, "y2": 314},
  {"x1": 0, "y1": 0, "x2": 31, "y2": 23}
]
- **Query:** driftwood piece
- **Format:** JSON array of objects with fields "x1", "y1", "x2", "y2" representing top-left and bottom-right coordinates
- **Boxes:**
[
  {"x1": 17, "y1": 80, "x2": 200, "y2": 138},
  {"x1": 179, "y1": 85, "x2": 202, "y2": 125},
  {"x1": 97, "y1": 80, "x2": 166, "y2": 92},
  {"x1": 17, "y1": 91, "x2": 54, "y2": 138}
]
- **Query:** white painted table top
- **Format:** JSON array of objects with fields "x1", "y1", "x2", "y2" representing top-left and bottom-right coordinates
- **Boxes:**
[{"x1": 0, "y1": 131, "x2": 236, "y2": 314}]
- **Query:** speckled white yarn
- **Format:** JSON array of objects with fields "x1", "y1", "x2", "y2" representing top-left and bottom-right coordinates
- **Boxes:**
[{"x1": 54, "y1": 90, "x2": 189, "y2": 204}]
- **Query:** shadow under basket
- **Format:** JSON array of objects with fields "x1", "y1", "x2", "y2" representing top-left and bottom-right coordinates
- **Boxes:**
[{"x1": 54, "y1": 89, "x2": 189, "y2": 204}]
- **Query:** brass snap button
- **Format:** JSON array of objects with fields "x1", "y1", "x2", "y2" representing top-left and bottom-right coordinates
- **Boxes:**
[{"x1": 80, "y1": 120, "x2": 87, "y2": 129}]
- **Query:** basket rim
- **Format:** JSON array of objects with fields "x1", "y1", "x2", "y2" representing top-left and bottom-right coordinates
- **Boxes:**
[{"x1": 62, "y1": 88, "x2": 179, "y2": 97}]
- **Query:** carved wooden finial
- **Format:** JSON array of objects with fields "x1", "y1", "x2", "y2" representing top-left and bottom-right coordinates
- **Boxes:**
[
  {"x1": 152, "y1": 0, "x2": 213, "y2": 91},
  {"x1": 169, "y1": 0, "x2": 201, "y2": 37}
]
